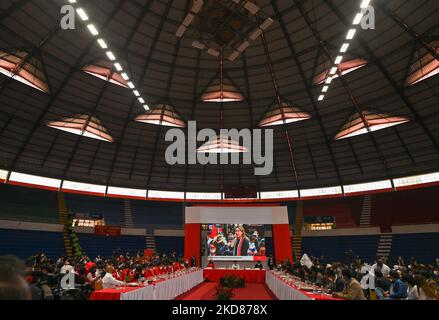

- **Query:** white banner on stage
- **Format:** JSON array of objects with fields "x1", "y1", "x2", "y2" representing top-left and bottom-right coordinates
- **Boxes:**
[{"x1": 185, "y1": 206, "x2": 289, "y2": 224}]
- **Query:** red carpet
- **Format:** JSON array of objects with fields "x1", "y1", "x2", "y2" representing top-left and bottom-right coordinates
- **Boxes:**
[{"x1": 177, "y1": 282, "x2": 277, "y2": 300}]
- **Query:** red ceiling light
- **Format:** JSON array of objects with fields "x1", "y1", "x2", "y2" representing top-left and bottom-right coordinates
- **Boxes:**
[
  {"x1": 0, "y1": 49, "x2": 49, "y2": 93},
  {"x1": 135, "y1": 103, "x2": 186, "y2": 128},
  {"x1": 259, "y1": 102, "x2": 311, "y2": 127},
  {"x1": 201, "y1": 49, "x2": 244, "y2": 103},
  {"x1": 335, "y1": 110, "x2": 410, "y2": 140},
  {"x1": 46, "y1": 113, "x2": 114, "y2": 142},
  {"x1": 82, "y1": 60, "x2": 129, "y2": 88},
  {"x1": 197, "y1": 135, "x2": 249, "y2": 153},
  {"x1": 313, "y1": 58, "x2": 368, "y2": 85},
  {"x1": 201, "y1": 79, "x2": 244, "y2": 102},
  {"x1": 406, "y1": 41, "x2": 439, "y2": 86}
]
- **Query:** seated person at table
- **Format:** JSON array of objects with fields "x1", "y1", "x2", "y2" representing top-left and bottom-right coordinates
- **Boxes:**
[
  {"x1": 325, "y1": 269, "x2": 345, "y2": 293},
  {"x1": 102, "y1": 265, "x2": 126, "y2": 289},
  {"x1": 255, "y1": 261, "x2": 263, "y2": 270},
  {"x1": 206, "y1": 260, "x2": 215, "y2": 268},
  {"x1": 231, "y1": 262, "x2": 240, "y2": 270},
  {"x1": 332, "y1": 269, "x2": 366, "y2": 300}
]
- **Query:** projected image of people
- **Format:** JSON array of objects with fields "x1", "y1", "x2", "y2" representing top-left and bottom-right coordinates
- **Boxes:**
[{"x1": 203, "y1": 224, "x2": 265, "y2": 258}]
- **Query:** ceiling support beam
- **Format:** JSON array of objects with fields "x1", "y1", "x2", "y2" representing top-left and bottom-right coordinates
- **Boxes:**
[
  {"x1": 6, "y1": 0, "x2": 127, "y2": 173},
  {"x1": 324, "y1": 0, "x2": 439, "y2": 153},
  {"x1": 378, "y1": 2, "x2": 439, "y2": 61},
  {"x1": 270, "y1": 0, "x2": 345, "y2": 189}
]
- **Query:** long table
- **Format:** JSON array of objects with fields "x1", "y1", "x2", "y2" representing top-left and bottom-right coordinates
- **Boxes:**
[
  {"x1": 203, "y1": 269, "x2": 266, "y2": 283},
  {"x1": 90, "y1": 269, "x2": 204, "y2": 300},
  {"x1": 265, "y1": 271, "x2": 343, "y2": 301}
]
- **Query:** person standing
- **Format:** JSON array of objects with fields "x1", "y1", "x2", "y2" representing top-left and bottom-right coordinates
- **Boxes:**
[{"x1": 232, "y1": 225, "x2": 250, "y2": 256}]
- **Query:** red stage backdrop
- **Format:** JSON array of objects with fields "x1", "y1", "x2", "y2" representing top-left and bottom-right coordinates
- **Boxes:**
[
  {"x1": 184, "y1": 224, "x2": 201, "y2": 267},
  {"x1": 272, "y1": 224, "x2": 293, "y2": 264},
  {"x1": 184, "y1": 205, "x2": 293, "y2": 266}
]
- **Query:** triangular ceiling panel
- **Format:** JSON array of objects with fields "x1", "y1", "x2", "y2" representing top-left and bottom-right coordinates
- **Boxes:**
[
  {"x1": 313, "y1": 58, "x2": 368, "y2": 85},
  {"x1": 82, "y1": 59, "x2": 129, "y2": 88},
  {"x1": 335, "y1": 110, "x2": 410, "y2": 140},
  {"x1": 46, "y1": 113, "x2": 114, "y2": 142},
  {"x1": 259, "y1": 102, "x2": 311, "y2": 127},
  {"x1": 406, "y1": 41, "x2": 439, "y2": 86},
  {"x1": 201, "y1": 73, "x2": 245, "y2": 103},
  {"x1": 0, "y1": 49, "x2": 50, "y2": 93},
  {"x1": 197, "y1": 134, "x2": 248, "y2": 153},
  {"x1": 135, "y1": 103, "x2": 186, "y2": 128}
]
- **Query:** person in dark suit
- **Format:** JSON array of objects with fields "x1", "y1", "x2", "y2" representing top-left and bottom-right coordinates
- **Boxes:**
[
  {"x1": 190, "y1": 255, "x2": 196, "y2": 267},
  {"x1": 267, "y1": 255, "x2": 275, "y2": 270},
  {"x1": 232, "y1": 225, "x2": 250, "y2": 256},
  {"x1": 254, "y1": 261, "x2": 263, "y2": 270}
]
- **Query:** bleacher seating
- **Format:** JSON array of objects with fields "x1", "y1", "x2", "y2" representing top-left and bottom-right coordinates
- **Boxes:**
[
  {"x1": 371, "y1": 187, "x2": 439, "y2": 228},
  {"x1": 64, "y1": 194, "x2": 125, "y2": 227},
  {"x1": 77, "y1": 233, "x2": 146, "y2": 258},
  {"x1": 303, "y1": 196, "x2": 363, "y2": 228},
  {"x1": 389, "y1": 233, "x2": 439, "y2": 264},
  {"x1": 131, "y1": 200, "x2": 183, "y2": 229},
  {"x1": 155, "y1": 236, "x2": 184, "y2": 257},
  {"x1": 0, "y1": 184, "x2": 59, "y2": 224},
  {"x1": 302, "y1": 235, "x2": 380, "y2": 264},
  {"x1": 0, "y1": 229, "x2": 65, "y2": 260}
]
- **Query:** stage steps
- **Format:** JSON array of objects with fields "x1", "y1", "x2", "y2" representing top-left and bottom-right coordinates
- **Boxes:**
[
  {"x1": 291, "y1": 201, "x2": 304, "y2": 260},
  {"x1": 376, "y1": 234, "x2": 393, "y2": 259},
  {"x1": 359, "y1": 194, "x2": 372, "y2": 227},
  {"x1": 123, "y1": 199, "x2": 134, "y2": 228},
  {"x1": 57, "y1": 192, "x2": 73, "y2": 259},
  {"x1": 146, "y1": 234, "x2": 156, "y2": 252}
]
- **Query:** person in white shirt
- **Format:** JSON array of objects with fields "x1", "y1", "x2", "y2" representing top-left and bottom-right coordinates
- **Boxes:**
[
  {"x1": 371, "y1": 260, "x2": 390, "y2": 277},
  {"x1": 102, "y1": 265, "x2": 126, "y2": 289},
  {"x1": 405, "y1": 275, "x2": 419, "y2": 300},
  {"x1": 231, "y1": 262, "x2": 240, "y2": 270},
  {"x1": 60, "y1": 261, "x2": 75, "y2": 274}
]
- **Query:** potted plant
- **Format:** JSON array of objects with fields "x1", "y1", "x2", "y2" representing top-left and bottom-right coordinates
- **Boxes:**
[{"x1": 215, "y1": 285, "x2": 234, "y2": 300}]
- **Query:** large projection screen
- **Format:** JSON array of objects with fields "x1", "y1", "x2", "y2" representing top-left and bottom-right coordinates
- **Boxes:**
[{"x1": 186, "y1": 206, "x2": 289, "y2": 263}]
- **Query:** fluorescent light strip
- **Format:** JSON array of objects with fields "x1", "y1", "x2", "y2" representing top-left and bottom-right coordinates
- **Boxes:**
[
  {"x1": 340, "y1": 43, "x2": 349, "y2": 53},
  {"x1": 76, "y1": 8, "x2": 89, "y2": 21},
  {"x1": 97, "y1": 39, "x2": 107, "y2": 49},
  {"x1": 317, "y1": 0, "x2": 370, "y2": 103},
  {"x1": 67, "y1": 1, "x2": 150, "y2": 111},
  {"x1": 353, "y1": 13, "x2": 364, "y2": 25},
  {"x1": 346, "y1": 29, "x2": 357, "y2": 40}
]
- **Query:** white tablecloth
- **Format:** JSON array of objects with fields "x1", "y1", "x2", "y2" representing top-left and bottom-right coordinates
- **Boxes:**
[
  {"x1": 265, "y1": 271, "x2": 312, "y2": 300},
  {"x1": 120, "y1": 270, "x2": 204, "y2": 300}
]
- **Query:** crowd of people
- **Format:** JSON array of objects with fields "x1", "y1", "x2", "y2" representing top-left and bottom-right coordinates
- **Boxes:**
[
  {"x1": 1, "y1": 249, "x2": 438, "y2": 301},
  {"x1": 273, "y1": 254, "x2": 439, "y2": 300},
  {"x1": 0, "y1": 250, "x2": 197, "y2": 300}
]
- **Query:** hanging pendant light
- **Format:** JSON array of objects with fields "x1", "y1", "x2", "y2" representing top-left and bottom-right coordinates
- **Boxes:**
[
  {"x1": 0, "y1": 49, "x2": 50, "y2": 93},
  {"x1": 313, "y1": 58, "x2": 368, "y2": 85},
  {"x1": 259, "y1": 101, "x2": 312, "y2": 127},
  {"x1": 335, "y1": 110, "x2": 410, "y2": 140},
  {"x1": 197, "y1": 134, "x2": 249, "y2": 153},
  {"x1": 258, "y1": 34, "x2": 311, "y2": 127},
  {"x1": 198, "y1": 49, "x2": 247, "y2": 154},
  {"x1": 82, "y1": 59, "x2": 129, "y2": 88},
  {"x1": 406, "y1": 41, "x2": 439, "y2": 86},
  {"x1": 46, "y1": 113, "x2": 114, "y2": 142},
  {"x1": 135, "y1": 102, "x2": 186, "y2": 128},
  {"x1": 201, "y1": 46, "x2": 244, "y2": 103}
]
